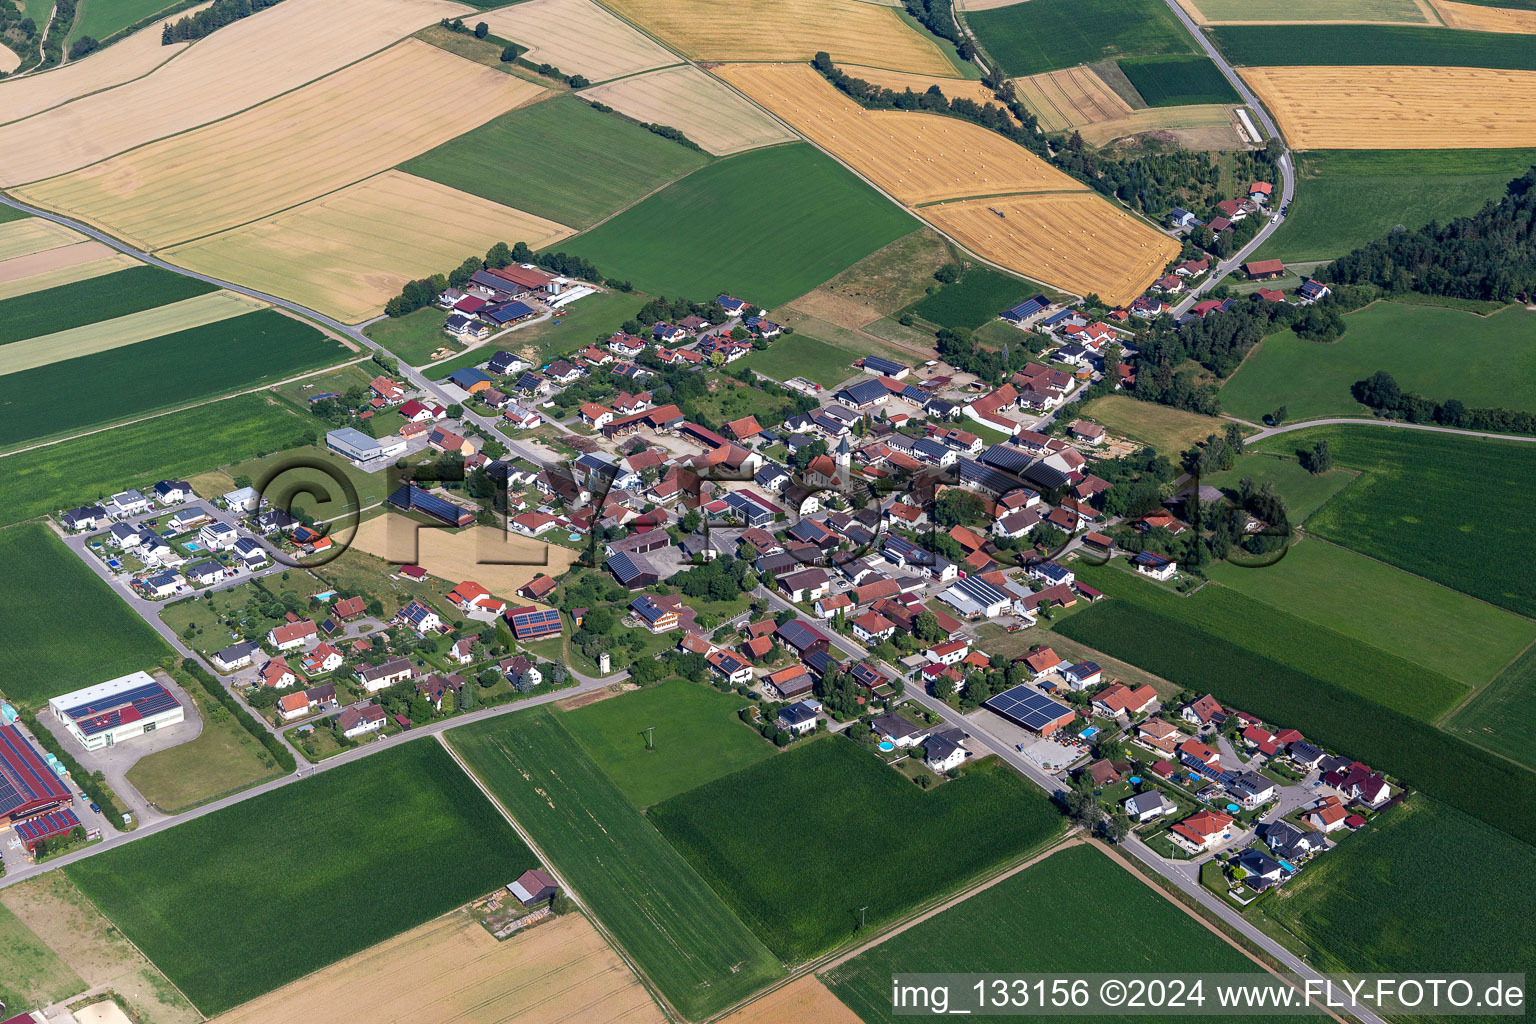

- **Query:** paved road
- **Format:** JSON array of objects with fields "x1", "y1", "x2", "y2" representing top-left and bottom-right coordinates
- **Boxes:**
[
  {"x1": 1156, "y1": 0, "x2": 1298, "y2": 317},
  {"x1": 1241, "y1": 415, "x2": 1536, "y2": 445}
]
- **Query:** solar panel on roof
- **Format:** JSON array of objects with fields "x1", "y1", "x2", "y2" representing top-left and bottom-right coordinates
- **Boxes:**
[
  {"x1": 986, "y1": 685, "x2": 1073, "y2": 731},
  {"x1": 510, "y1": 608, "x2": 562, "y2": 639}
]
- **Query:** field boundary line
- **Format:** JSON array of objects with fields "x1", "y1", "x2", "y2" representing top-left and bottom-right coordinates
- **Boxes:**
[
  {"x1": 0, "y1": 32, "x2": 189, "y2": 128},
  {"x1": 0, "y1": 355, "x2": 365, "y2": 459},
  {"x1": 1442, "y1": 634, "x2": 1536, "y2": 726},
  {"x1": 58, "y1": 879, "x2": 210, "y2": 1020},
  {"x1": 433, "y1": 729, "x2": 682, "y2": 1024},
  {"x1": 7, "y1": 28, "x2": 449, "y2": 190}
]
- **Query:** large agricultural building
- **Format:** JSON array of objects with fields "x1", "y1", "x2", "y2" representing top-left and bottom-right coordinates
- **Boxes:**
[
  {"x1": 985, "y1": 684, "x2": 1076, "y2": 736},
  {"x1": 49, "y1": 672, "x2": 185, "y2": 751},
  {"x1": 327, "y1": 427, "x2": 407, "y2": 464},
  {"x1": 0, "y1": 723, "x2": 73, "y2": 826}
]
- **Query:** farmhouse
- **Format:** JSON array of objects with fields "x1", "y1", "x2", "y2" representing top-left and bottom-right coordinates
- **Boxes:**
[
  {"x1": 1242, "y1": 259, "x2": 1286, "y2": 281},
  {"x1": 764, "y1": 666, "x2": 814, "y2": 700},
  {"x1": 48, "y1": 672, "x2": 184, "y2": 752},
  {"x1": 985, "y1": 684, "x2": 1075, "y2": 736}
]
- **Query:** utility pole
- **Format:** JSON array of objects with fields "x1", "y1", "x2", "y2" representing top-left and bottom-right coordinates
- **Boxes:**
[
  {"x1": 858, "y1": 905, "x2": 868, "y2": 930},
  {"x1": 645, "y1": 726, "x2": 655, "y2": 750}
]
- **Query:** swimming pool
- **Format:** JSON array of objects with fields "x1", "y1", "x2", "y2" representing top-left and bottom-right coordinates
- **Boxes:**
[
  {"x1": 184, "y1": 541, "x2": 202, "y2": 551},
  {"x1": 878, "y1": 740, "x2": 895, "y2": 752},
  {"x1": 1225, "y1": 803, "x2": 1241, "y2": 813},
  {"x1": 1080, "y1": 726, "x2": 1099, "y2": 739},
  {"x1": 313, "y1": 590, "x2": 337, "y2": 601},
  {"x1": 1278, "y1": 859, "x2": 1297, "y2": 871}
]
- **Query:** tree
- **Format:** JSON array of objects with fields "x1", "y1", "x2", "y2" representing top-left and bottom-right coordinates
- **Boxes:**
[
  {"x1": 1300, "y1": 439, "x2": 1332, "y2": 474},
  {"x1": 913, "y1": 610, "x2": 944, "y2": 644},
  {"x1": 934, "y1": 263, "x2": 961, "y2": 284},
  {"x1": 932, "y1": 673, "x2": 954, "y2": 700},
  {"x1": 473, "y1": 20, "x2": 488, "y2": 37},
  {"x1": 934, "y1": 489, "x2": 987, "y2": 528},
  {"x1": 1102, "y1": 814, "x2": 1130, "y2": 844},
  {"x1": 500, "y1": 44, "x2": 518, "y2": 62},
  {"x1": 446, "y1": 403, "x2": 464, "y2": 418}
]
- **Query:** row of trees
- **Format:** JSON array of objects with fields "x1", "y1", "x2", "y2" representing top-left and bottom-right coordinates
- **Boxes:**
[
  {"x1": 1326, "y1": 168, "x2": 1536, "y2": 302},
  {"x1": 162, "y1": 0, "x2": 283, "y2": 44},
  {"x1": 1353, "y1": 369, "x2": 1536, "y2": 436}
]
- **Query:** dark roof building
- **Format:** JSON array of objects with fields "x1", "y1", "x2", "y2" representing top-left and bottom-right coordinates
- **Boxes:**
[{"x1": 0, "y1": 725, "x2": 72, "y2": 823}]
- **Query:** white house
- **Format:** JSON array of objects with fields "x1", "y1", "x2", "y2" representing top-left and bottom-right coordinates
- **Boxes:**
[
  {"x1": 198, "y1": 520, "x2": 239, "y2": 552},
  {"x1": 108, "y1": 489, "x2": 151, "y2": 517},
  {"x1": 925, "y1": 639, "x2": 969, "y2": 666},
  {"x1": 777, "y1": 702, "x2": 818, "y2": 736},
  {"x1": 923, "y1": 733, "x2": 967, "y2": 773},
  {"x1": 1123, "y1": 790, "x2": 1175, "y2": 822},
  {"x1": 338, "y1": 703, "x2": 385, "y2": 739}
]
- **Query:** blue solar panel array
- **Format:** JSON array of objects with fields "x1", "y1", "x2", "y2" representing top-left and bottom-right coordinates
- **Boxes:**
[
  {"x1": 62, "y1": 681, "x2": 180, "y2": 737},
  {"x1": 388, "y1": 484, "x2": 468, "y2": 527},
  {"x1": 986, "y1": 685, "x2": 1074, "y2": 732},
  {"x1": 511, "y1": 608, "x2": 562, "y2": 639}
]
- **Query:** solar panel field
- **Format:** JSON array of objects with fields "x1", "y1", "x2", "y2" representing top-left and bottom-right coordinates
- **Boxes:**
[{"x1": 65, "y1": 740, "x2": 537, "y2": 1016}]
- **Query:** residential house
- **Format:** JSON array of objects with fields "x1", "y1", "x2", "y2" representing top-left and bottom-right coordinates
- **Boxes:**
[
  {"x1": 1170, "y1": 809, "x2": 1235, "y2": 853},
  {"x1": 396, "y1": 600, "x2": 442, "y2": 635},
  {"x1": 1304, "y1": 796, "x2": 1349, "y2": 833},
  {"x1": 1092, "y1": 683, "x2": 1156, "y2": 717},
  {"x1": 1136, "y1": 719, "x2": 1181, "y2": 754},
  {"x1": 198, "y1": 520, "x2": 239, "y2": 552},
  {"x1": 300, "y1": 643, "x2": 344, "y2": 676},
  {"x1": 338, "y1": 702, "x2": 386, "y2": 739},
  {"x1": 924, "y1": 731, "x2": 968, "y2": 773},
  {"x1": 258, "y1": 657, "x2": 296, "y2": 689},
  {"x1": 267, "y1": 619, "x2": 317, "y2": 651},
  {"x1": 777, "y1": 702, "x2": 819, "y2": 736},
  {"x1": 1124, "y1": 790, "x2": 1176, "y2": 822},
  {"x1": 357, "y1": 657, "x2": 415, "y2": 693},
  {"x1": 707, "y1": 649, "x2": 754, "y2": 686}
]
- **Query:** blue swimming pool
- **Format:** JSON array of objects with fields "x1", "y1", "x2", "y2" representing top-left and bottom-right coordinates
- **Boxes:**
[
  {"x1": 1278, "y1": 859, "x2": 1297, "y2": 872},
  {"x1": 184, "y1": 541, "x2": 202, "y2": 551},
  {"x1": 313, "y1": 590, "x2": 336, "y2": 601},
  {"x1": 1080, "y1": 726, "x2": 1099, "y2": 739},
  {"x1": 878, "y1": 740, "x2": 895, "y2": 752}
]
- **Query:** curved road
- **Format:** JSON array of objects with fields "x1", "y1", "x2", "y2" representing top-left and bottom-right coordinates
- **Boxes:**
[{"x1": 1239, "y1": 415, "x2": 1536, "y2": 445}]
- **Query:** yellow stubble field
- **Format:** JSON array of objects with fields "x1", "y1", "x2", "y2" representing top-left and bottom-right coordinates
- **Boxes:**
[
  {"x1": 580, "y1": 65, "x2": 796, "y2": 154},
  {"x1": 604, "y1": 0, "x2": 958, "y2": 75},
  {"x1": 0, "y1": 217, "x2": 85, "y2": 261},
  {"x1": 1077, "y1": 105, "x2": 1242, "y2": 148},
  {"x1": 0, "y1": 248, "x2": 137, "y2": 300},
  {"x1": 1239, "y1": 65, "x2": 1536, "y2": 148},
  {"x1": 210, "y1": 912, "x2": 664, "y2": 1024},
  {"x1": 716, "y1": 63, "x2": 1086, "y2": 204},
  {"x1": 165, "y1": 171, "x2": 574, "y2": 324},
  {"x1": 1010, "y1": 66, "x2": 1133, "y2": 133},
  {"x1": 721, "y1": 977, "x2": 864, "y2": 1024},
  {"x1": 925, "y1": 193, "x2": 1180, "y2": 306},
  {"x1": 17, "y1": 40, "x2": 550, "y2": 251},
  {"x1": 0, "y1": 0, "x2": 474, "y2": 187},
  {"x1": 478, "y1": 0, "x2": 678, "y2": 82},
  {"x1": 1429, "y1": 0, "x2": 1536, "y2": 32}
]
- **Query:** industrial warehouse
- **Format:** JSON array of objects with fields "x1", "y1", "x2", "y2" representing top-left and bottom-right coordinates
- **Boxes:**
[{"x1": 48, "y1": 672, "x2": 185, "y2": 751}]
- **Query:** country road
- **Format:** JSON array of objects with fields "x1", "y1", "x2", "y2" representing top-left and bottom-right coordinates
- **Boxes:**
[{"x1": 1237, "y1": 415, "x2": 1536, "y2": 445}]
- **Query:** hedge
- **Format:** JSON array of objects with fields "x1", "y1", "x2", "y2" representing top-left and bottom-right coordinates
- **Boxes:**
[{"x1": 180, "y1": 658, "x2": 296, "y2": 772}]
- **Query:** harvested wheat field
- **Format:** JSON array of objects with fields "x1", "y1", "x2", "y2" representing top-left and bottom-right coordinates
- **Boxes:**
[
  {"x1": 1240, "y1": 65, "x2": 1536, "y2": 149},
  {"x1": 835, "y1": 64, "x2": 1018, "y2": 115},
  {"x1": 1431, "y1": 0, "x2": 1536, "y2": 32},
  {"x1": 0, "y1": 45, "x2": 20, "y2": 74},
  {"x1": 0, "y1": 291, "x2": 268, "y2": 375},
  {"x1": 167, "y1": 172, "x2": 573, "y2": 323},
  {"x1": 0, "y1": 249, "x2": 137, "y2": 299},
  {"x1": 1078, "y1": 105, "x2": 1241, "y2": 148},
  {"x1": 211, "y1": 911, "x2": 661, "y2": 1024},
  {"x1": 580, "y1": 66, "x2": 795, "y2": 155},
  {"x1": 1172, "y1": 0, "x2": 1432, "y2": 23},
  {"x1": 351, "y1": 516, "x2": 581, "y2": 598},
  {"x1": 0, "y1": 873, "x2": 200, "y2": 1024},
  {"x1": 479, "y1": 0, "x2": 677, "y2": 82},
  {"x1": 926, "y1": 193, "x2": 1179, "y2": 306},
  {"x1": 19, "y1": 41, "x2": 549, "y2": 250},
  {"x1": 0, "y1": 0, "x2": 473, "y2": 187},
  {"x1": 957, "y1": 0, "x2": 1031, "y2": 10},
  {"x1": 1010, "y1": 67, "x2": 1133, "y2": 133},
  {"x1": 717, "y1": 63, "x2": 1085, "y2": 204},
  {"x1": 0, "y1": 5, "x2": 208, "y2": 127},
  {"x1": 606, "y1": 0, "x2": 957, "y2": 75},
  {"x1": 723, "y1": 977, "x2": 863, "y2": 1024},
  {"x1": 0, "y1": 217, "x2": 85, "y2": 261}
]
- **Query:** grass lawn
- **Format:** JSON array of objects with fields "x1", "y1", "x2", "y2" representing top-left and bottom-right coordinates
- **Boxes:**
[
  {"x1": 0, "y1": 525, "x2": 172, "y2": 708},
  {"x1": 0, "y1": 392, "x2": 317, "y2": 528},
  {"x1": 904, "y1": 266, "x2": 1040, "y2": 331},
  {"x1": 1261, "y1": 797, "x2": 1536, "y2": 995},
  {"x1": 400, "y1": 94, "x2": 712, "y2": 230},
  {"x1": 1445, "y1": 642, "x2": 1536, "y2": 772},
  {"x1": 736, "y1": 330, "x2": 869, "y2": 388},
  {"x1": 649, "y1": 737, "x2": 1066, "y2": 962},
  {"x1": 0, "y1": 266, "x2": 217, "y2": 346},
  {"x1": 560, "y1": 145, "x2": 917, "y2": 309},
  {"x1": 812, "y1": 227, "x2": 955, "y2": 316},
  {"x1": 1051, "y1": 590, "x2": 1536, "y2": 848},
  {"x1": 430, "y1": 288, "x2": 650, "y2": 377},
  {"x1": 1205, "y1": 536, "x2": 1536, "y2": 692},
  {"x1": 0, "y1": 899, "x2": 85, "y2": 1013},
  {"x1": 363, "y1": 307, "x2": 456, "y2": 367},
  {"x1": 0, "y1": 309, "x2": 350, "y2": 451},
  {"x1": 1198, "y1": 452, "x2": 1354, "y2": 523},
  {"x1": 124, "y1": 678, "x2": 282, "y2": 813},
  {"x1": 1252, "y1": 426, "x2": 1536, "y2": 618},
  {"x1": 1118, "y1": 55, "x2": 1240, "y2": 106},
  {"x1": 1077, "y1": 394, "x2": 1232, "y2": 455},
  {"x1": 1210, "y1": 24, "x2": 1536, "y2": 69},
  {"x1": 69, "y1": 0, "x2": 181, "y2": 43},
  {"x1": 66, "y1": 740, "x2": 534, "y2": 1016},
  {"x1": 1220, "y1": 302, "x2": 1536, "y2": 423},
  {"x1": 1252, "y1": 149, "x2": 1536, "y2": 263},
  {"x1": 557, "y1": 678, "x2": 772, "y2": 808},
  {"x1": 824, "y1": 844, "x2": 1258, "y2": 1024},
  {"x1": 1073, "y1": 562, "x2": 1470, "y2": 722},
  {"x1": 227, "y1": 445, "x2": 390, "y2": 515},
  {"x1": 965, "y1": 0, "x2": 1198, "y2": 78},
  {"x1": 447, "y1": 708, "x2": 783, "y2": 1019}
]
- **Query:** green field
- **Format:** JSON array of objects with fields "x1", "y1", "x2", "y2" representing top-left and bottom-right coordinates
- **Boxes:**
[
  {"x1": 1253, "y1": 426, "x2": 1536, "y2": 618},
  {"x1": 649, "y1": 738, "x2": 1066, "y2": 962},
  {"x1": 1198, "y1": 452, "x2": 1355, "y2": 523},
  {"x1": 1220, "y1": 302, "x2": 1536, "y2": 423},
  {"x1": 560, "y1": 145, "x2": 916, "y2": 308},
  {"x1": 558, "y1": 679, "x2": 774, "y2": 808},
  {"x1": 66, "y1": 740, "x2": 534, "y2": 1015},
  {"x1": 362, "y1": 306, "x2": 454, "y2": 367},
  {"x1": 1073, "y1": 563, "x2": 1468, "y2": 722},
  {"x1": 1185, "y1": 0, "x2": 1430, "y2": 19},
  {"x1": 0, "y1": 309, "x2": 349, "y2": 450},
  {"x1": 905, "y1": 266, "x2": 1038, "y2": 331},
  {"x1": 0, "y1": 206, "x2": 29, "y2": 225},
  {"x1": 1051, "y1": 595, "x2": 1536, "y2": 847},
  {"x1": 125, "y1": 681, "x2": 281, "y2": 812},
  {"x1": 0, "y1": 525, "x2": 172, "y2": 708},
  {"x1": 0, "y1": 266, "x2": 217, "y2": 346},
  {"x1": 965, "y1": 0, "x2": 1198, "y2": 78},
  {"x1": 825, "y1": 845, "x2": 1259, "y2": 1024},
  {"x1": 1252, "y1": 149, "x2": 1536, "y2": 263},
  {"x1": 1118, "y1": 55, "x2": 1239, "y2": 106},
  {"x1": 69, "y1": 0, "x2": 182, "y2": 43},
  {"x1": 0, "y1": 896, "x2": 86, "y2": 1012},
  {"x1": 1077, "y1": 395, "x2": 1232, "y2": 455},
  {"x1": 1445, "y1": 643, "x2": 1536, "y2": 771},
  {"x1": 1210, "y1": 24, "x2": 1536, "y2": 69},
  {"x1": 447, "y1": 709, "x2": 783, "y2": 1020},
  {"x1": 400, "y1": 95, "x2": 712, "y2": 230},
  {"x1": 1205, "y1": 537, "x2": 1536, "y2": 692},
  {"x1": 228, "y1": 444, "x2": 390, "y2": 513},
  {"x1": 1263, "y1": 798, "x2": 1536, "y2": 998},
  {"x1": 0, "y1": 391, "x2": 316, "y2": 528}
]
